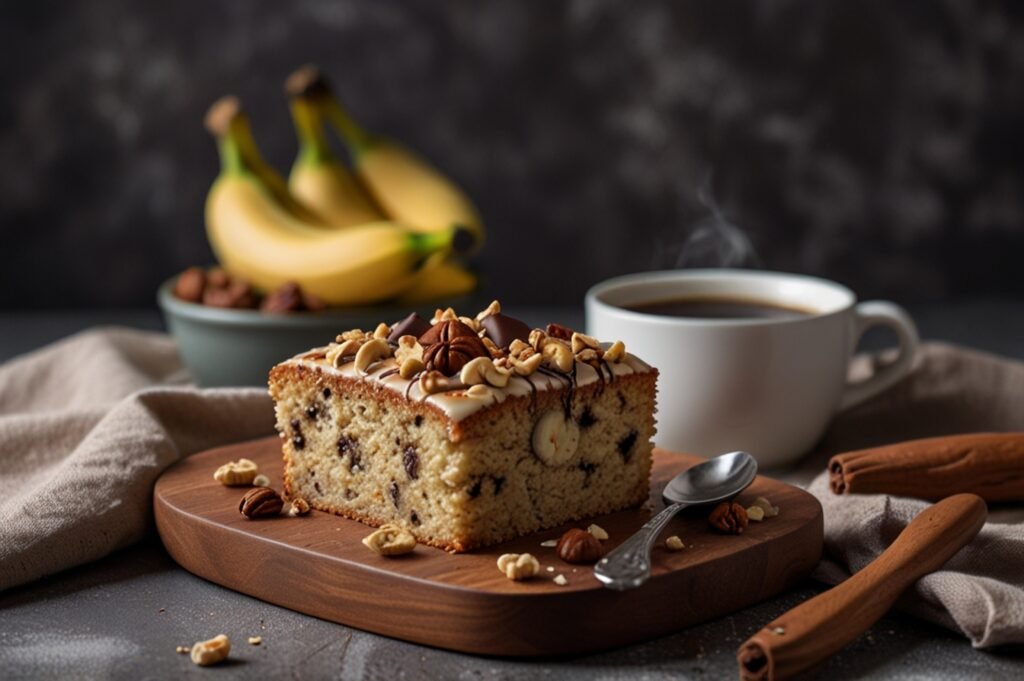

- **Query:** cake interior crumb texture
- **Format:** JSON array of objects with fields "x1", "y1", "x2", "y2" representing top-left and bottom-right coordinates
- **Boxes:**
[{"x1": 270, "y1": 362, "x2": 657, "y2": 552}]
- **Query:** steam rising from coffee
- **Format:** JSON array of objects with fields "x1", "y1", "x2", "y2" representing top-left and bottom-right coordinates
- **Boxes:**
[{"x1": 656, "y1": 176, "x2": 759, "y2": 270}]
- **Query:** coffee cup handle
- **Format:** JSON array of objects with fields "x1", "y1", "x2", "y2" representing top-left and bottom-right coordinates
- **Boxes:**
[{"x1": 838, "y1": 301, "x2": 920, "y2": 411}]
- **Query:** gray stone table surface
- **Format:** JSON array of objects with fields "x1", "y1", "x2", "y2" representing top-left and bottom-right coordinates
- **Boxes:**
[{"x1": 1, "y1": 301, "x2": 1024, "y2": 680}]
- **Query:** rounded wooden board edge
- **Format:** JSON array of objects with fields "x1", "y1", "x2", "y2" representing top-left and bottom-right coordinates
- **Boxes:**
[{"x1": 155, "y1": 437, "x2": 823, "y2": 657}]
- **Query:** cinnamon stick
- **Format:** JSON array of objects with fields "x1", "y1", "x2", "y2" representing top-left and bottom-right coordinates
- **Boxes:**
[
  {"x1": 829, "y1": 432, "x2": 1024, "y2": 502},
  {"x1": 737, "y1": 494, "x2": 987, "y2": 681}
]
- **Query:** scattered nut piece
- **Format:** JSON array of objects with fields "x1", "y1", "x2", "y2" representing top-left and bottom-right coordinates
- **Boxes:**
[
  {"x1": 508, "y1": 352, "x2": 543, "y2": 376},
  {"x1": 570, "y1": 332, "x2": 600, "y2": 355},
  {"x1": 546, "y1": 322, "x2": 574, "y2": 340},
  {"x1": 213, "y1": 458, "x2": 259, "y2": 486},
  {"x1": 394, "y1": 335, "x2": 424, "y2": 364},
  {"x1": 175, "y1": 645, "x2": 191, "y2": 654},
  {"x1": 475, "y1": 300, "x2": 501, "y2": 320},
  {"x1": 539, "y1": 539, "x2": 558, "y2": 548},
  {"x1": 239, "y1": 487, "x2": 284, "y2": 519},
  {"x1": 576, "y1": 348, "x2": 600, "y2": 364},
  {"x1": 752, "y1": 496, "x2": 780, "y2": 518},
  {"x1": 362, "y1": 524, "x2": 417, "y2": 556},
  {"x1": 746, "y1": 505, "x2": 766, "y2": 522},
  {"x1": 372, "y1": 322, "x2": 391, "y2": 339},
  {"x1": 556, "y1": 528, "x2": 603, "y2": 564},
  {"x1": 665, "y1": 535, "x2": 685, "y2": 551},
  {"x1": 327, "y1": 339, "x2": 362, "y2": 367},
  {"x1": 458, "y1": 316, "x2": 483, "y2": 333},
  {"x1": 336, "y1": 328, "x2": 366, "y2": 342},
  {"x1": 190, "y1": 634, "x2": 230, "y2": 666},
  {"x1": 528, "y1": 329, "x2": 547, "y2": 352},
  {"x1": 553, "y1": 574, "x2": 569, "y2": 586},
  {"x1": 399, "y1": 357, "x2": 425, "y2": 379},
  {"x1": 541, "y1": 340, "x2": 574, "y2": 373},
  {"x1": 354, "y1": 338, "x2": 392, "y2": 373},
  {"x1": 480, "y1": 336, "x2": 504, "y2": 359},
  {"x1": 603, "y1": 340, "x2": 626, "y2": 363},
  {"x1": 248, "y1": 636, "x2": 262, "y2": 646},
  {"x1": 419, "y1": 370, "x2": 456, "y2": 395},
  {"x1": 587, "y1": 524, "x2": 609, "y2": 541},
  {"x1": 497, "y1": 553, "x2": 541, "y2": 581},
  {"x1": 287, "y1": 498, "x2": 310, "y2": 516},
  {"x1": 709, "y1": 501, "x2": 749, "y2": 534},
  {"x1": 431, "y1": 307, "x2": 458, "y2": 323},
  {"x1": 546, "y1": 566, "x2": 555, "y2": 572},
  {"x1": 252, "y1": 474, "x2": 270, "y2": 487}
]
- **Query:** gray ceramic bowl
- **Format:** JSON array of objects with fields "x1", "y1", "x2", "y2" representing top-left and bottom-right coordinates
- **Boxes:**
[{"x1": 157, "y1": 278, "x2": 480, "y2": 387}]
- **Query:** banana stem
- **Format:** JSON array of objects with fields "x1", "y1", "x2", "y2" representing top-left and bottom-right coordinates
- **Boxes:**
[
  {"x1": 323, "y1": 99, "x2": 376, "y2": 158},
  {"x1": 290, "y1": 99, "x2": 335, "y2": 166},
  {"x1": 411, "y1": 225, "x2": 477, "y2": 256}
]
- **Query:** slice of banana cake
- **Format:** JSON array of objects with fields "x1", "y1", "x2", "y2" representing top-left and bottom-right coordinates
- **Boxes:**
[{"x1": 268, "y1": 301, "x2": 657, "y2": 552}]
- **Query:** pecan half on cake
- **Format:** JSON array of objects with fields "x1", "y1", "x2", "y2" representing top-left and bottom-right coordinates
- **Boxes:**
[{"x1": 268, "y1": 301, "x2": 658, "y2": 552}]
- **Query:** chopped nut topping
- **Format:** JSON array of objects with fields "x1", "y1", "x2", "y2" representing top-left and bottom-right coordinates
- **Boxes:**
[
  {"x1": 480, "y1": 336, "x2": 504, "y2": 359},
  {"x1": 459, "y1": 356, "x2": 511, "y2": 388},
  {"x1": 354, "y1": 338, "x2": 392, "y2": 373},
  {"x1": 190, "y1": 634, "x2": 230, "y2": 666},
  {"x1": 497, "y1": 553, "x2": 540, "y2": 581},
  {"x1": 528, "y1": 329, "x2": 547, "y2": 352},
  {"x1": 399, "y1": 357, "x2": 425, "y2": 379},
  {"x1": 475, "y1": 300, "x2": 501, "y2": 320},
  {"x1": 541, "y1": 340, "x2": 574, "y2": 373},
  {"x1": 372, "y1": 322, "x2": 391, "y2": 339},
  {"x1": 327, "y1": 338, "x2": 362, "y2": 367},
  {"x1": 213, "y1": 458, "x2": 258, "y2": 486},
  {"x1": 509, "y1": 352, "x2": 543, "y2": 376},
  {"x1": 362, "y1": 524, "x2": 417, "y2": 556},
  {"x1": 587, "y1": 524, "x2": 609, "y2": 541},
  {"x1": 603, "y1": 340, "x2": 626, "y2": 363},
  {"x1": 665, "y1": 535, "x2": 685, "y2": 551},
  {"x1": 570, "y1": 332, "x2": 600, "y2": 355},
  {"x1": 458, "y1": 316, "x2": 483, "y2": 333},
  {"x1": 336, "y1": 329, "x2": 366, "y2": 342},
  {"x1": 419, "y1": 370, "x2": 457, "y2": 395},
  {"x1": 431, "y1": 307, "x2": 458, "y2": 323}
]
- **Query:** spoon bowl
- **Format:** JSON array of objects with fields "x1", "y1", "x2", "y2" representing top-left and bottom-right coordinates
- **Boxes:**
[{"x1": 596, "y1": 451, "x2": 758, "y2": 590}]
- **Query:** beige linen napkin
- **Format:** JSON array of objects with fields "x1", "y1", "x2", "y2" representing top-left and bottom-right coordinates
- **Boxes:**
[
  {"x1": 0, "y1": 328, "x2": 273, "y2": 592},
  {"x1": 801, "y1": 342, "x2": 1024, "y2": 648}
]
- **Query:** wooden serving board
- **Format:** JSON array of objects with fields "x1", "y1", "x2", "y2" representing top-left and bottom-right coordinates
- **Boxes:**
[{"x1": 155, "y1": 437, "x2": 822, "y2": 657}]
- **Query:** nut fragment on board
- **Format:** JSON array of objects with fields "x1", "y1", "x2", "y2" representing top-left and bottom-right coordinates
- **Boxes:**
[
  {"x1": 539, "y1": 539, "x2": 558, "y2": 548},
  {"x1": 239, "y1": 487, "x2": 284, "y2": 519},
  {"x1": 553, "y1": 574, "x2": 568, "y2": 586},
  {"x1": 556, "y1": 528, "x2": 603, "y2": 564},
  {"x1": 709, "y1": 502, "x2": 749, "y2": 534},
  {"x1": 497, "y1": 553, "x2": 541, "y2": 581},
  {"x1": 587, "y1": 524, "x2": 609, "y2": 541},
  {"x1": 362, "y1": 524, "x2": 416, "y2": 556},
  {"x1": 746, "y1": 505, "x2": 766, "y2": 522},
  {"x1": 213, "y1": 458, "x2": 258, "y2": 486},
  {"x1": 252, "y1": 474, "x2": 270, "y2": 488},
  {"x1": 175, "y1": 645, "x2": 190, "y2": 654},
  {"x1": 665, "y1": 535, "x2": 685, "y2": 551},
  {"x1": 248, "y1": 636, "x2": 262, "y2": 645},
  {"x1": 190, "y1": 634, "x2": 230, "y2": 666},
  {"x1": 751, "y1": 496, "x2": 780, "y2": 518},
  {"x1": 287, "y1": 498, "x2": 310, "y2": 516}
]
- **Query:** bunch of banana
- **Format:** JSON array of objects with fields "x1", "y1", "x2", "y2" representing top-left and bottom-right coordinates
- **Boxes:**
[
  {"x1": 203, "y1": 96, "x2": 474, "y2": 306},
  {"x1": 282, "y1": 65, "x2": 482, "y2": 303}
]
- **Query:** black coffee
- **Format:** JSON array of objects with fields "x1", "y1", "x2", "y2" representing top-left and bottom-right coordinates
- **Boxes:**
[{"x1": 626, "y1": 296, "x2": 813, "y2": 320}]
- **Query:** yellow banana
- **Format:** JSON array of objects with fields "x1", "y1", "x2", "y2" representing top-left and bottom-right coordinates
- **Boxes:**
[
  {"x1": 284, "y1": 68, "x2": 384, "y2": 228},
  {"x1": 396, "y1": 253, "x2": 478, "y2": 305},
  {"x1": 286, "y1": 67, "x2": 485, "y2": 252},
  {"x1": 204, "y1": 97, "x2": 469, "y2": 306}
]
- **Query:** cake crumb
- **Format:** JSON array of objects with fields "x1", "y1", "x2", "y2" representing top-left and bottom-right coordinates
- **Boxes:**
[
  {"x1": 248, "y1": 636, "x2": 262, "y2": 645},
  {"x1": 553, "y1": 574, "x2": 568, "y2": 586}
]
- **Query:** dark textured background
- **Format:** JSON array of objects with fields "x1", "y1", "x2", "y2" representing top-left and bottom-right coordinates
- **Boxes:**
[{"x1": 2, "y1": 0, "x2": 1023, "y2": 308}]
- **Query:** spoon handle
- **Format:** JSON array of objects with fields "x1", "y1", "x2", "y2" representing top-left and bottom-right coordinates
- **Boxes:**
[{"x1": 595, "y1": 502, "x2": 686, "y2": 590}]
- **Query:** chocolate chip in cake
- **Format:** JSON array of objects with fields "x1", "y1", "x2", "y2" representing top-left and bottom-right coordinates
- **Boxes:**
[
  {"x1": 314, "y1": 481, "x2": 323, "y2": 495},
  {"x1": 481, "y1": 313, "x2": 531, "y2": 349},
  {"x1": 290, "y1": 418, "x2": 300, "y2": 429},
  {"x1": 579, "y1": 408, "x2": 597, "y2": 429},
  {"x1": 322, "y1": 388, "x2": 332, "y2": 399},
  {"x1": 388, "y1": 312, "x2": 432, "y2": 343},
  {"x1": 338, "y1": 436, "x2": 362, "y2": 472},
  {"x1": 617, "y1": 391, "x2": 627, "y2": 411},
  {"x1": 410, "y1": 511, "x2": 421, "y2": 526},
  {"x1": 414, "y1": 415, "x2": 423, "y2": 428},
  {"x1": 468, "y1": 479, "x2": 483, "y2": 498},
  {"x1": 403, "y1": 445, "x2": 419, "y2": 480},
  {"x1": 290, "y1": 420, "x2": 305, "y2": 450},
  {"x1": 389, "y1": 481, "x2": 401, "y2": 508},
  {"x1": 306, "y1": 405, "x2": 318, "y2": 420},
  {"x1": 617, "y1": 430, "x2": 638, "y2": 463},
  {"x1": 578, "y1": 461, "x2": 598, "y2": 475},
  {"x1": 492, "y1": 476, "x2": 506, "y2": 495}
]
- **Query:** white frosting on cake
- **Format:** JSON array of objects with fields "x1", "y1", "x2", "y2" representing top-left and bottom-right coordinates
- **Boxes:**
[{"x1": 284, "y1": 351, "x2": 651, "y2": 422}]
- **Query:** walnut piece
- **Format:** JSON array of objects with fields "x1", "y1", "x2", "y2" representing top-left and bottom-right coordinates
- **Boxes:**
[
  {"x1": 709, "y1": 501, "x2": 749, "y2": 534},
  {"x1": 190, "y1": 634, "x2": 230, "y2": 666},
  {"x1": 556, "y1": 528, "x2": 603, "y2": 564},
  {"x1": 496, "y1": 553, "x2": 540, "y2": 581},
  {"x1": 213, "y1": 458, "x2": 258, "y2": 486},
  {"x1": 362, "y1": 524, "x2": 417, "y2": 556},
  {"x1": 239, "y1": 487, "x2": 283, "y2": 519}
]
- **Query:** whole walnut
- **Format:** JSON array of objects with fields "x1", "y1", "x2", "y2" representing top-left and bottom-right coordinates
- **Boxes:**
[{"x1": 419, "y1": 320, "x2": 488, "y2": 376}]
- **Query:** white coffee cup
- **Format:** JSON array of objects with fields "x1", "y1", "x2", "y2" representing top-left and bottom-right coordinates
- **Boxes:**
[{"x1": 585, "y1": 269, "x2": 919, "y2": 468}]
